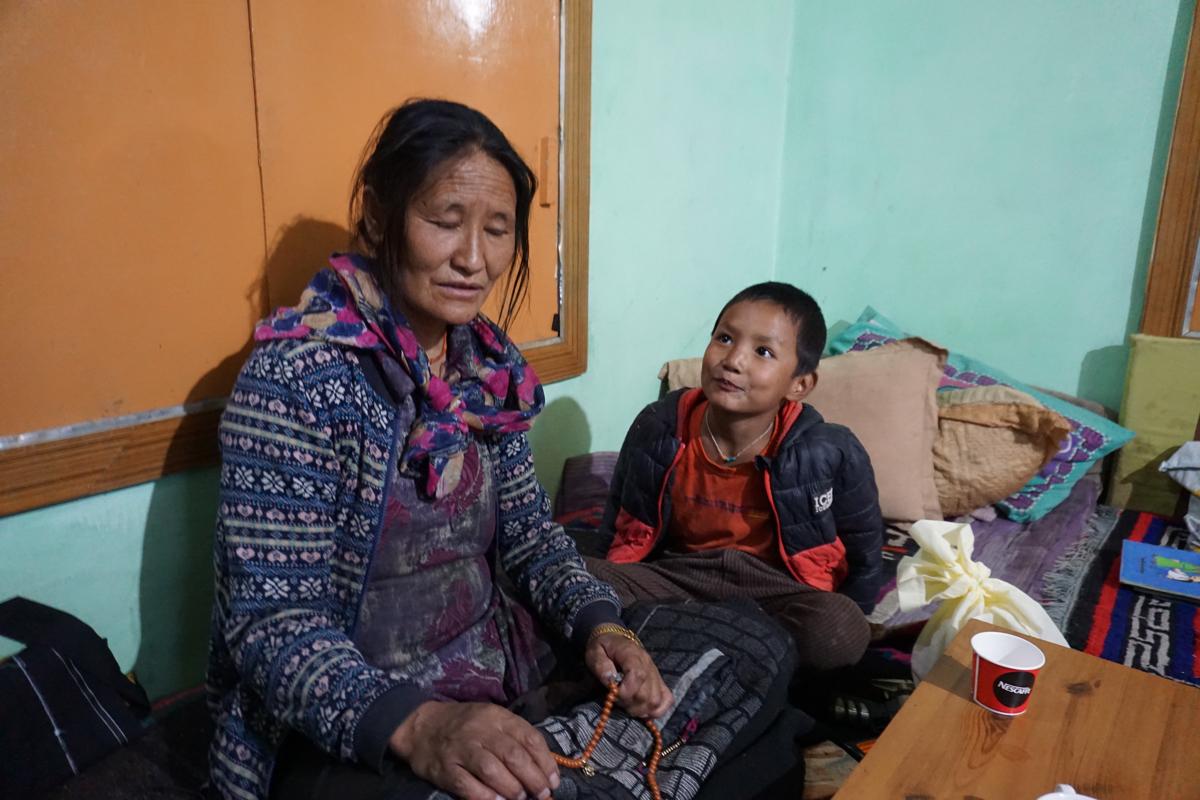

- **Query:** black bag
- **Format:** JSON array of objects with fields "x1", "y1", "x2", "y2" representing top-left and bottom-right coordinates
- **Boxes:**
[
  {"x1": 0, "y1": 597, "x2": 152, "y2": 798},
  {"x1": 442, "y1": 601, "x2": 802, "y2": 800}
]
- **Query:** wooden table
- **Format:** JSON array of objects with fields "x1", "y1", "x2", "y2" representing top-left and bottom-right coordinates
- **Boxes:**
[{"x1": 833, "y1": 618, "x2": 1199, "y2": 799}]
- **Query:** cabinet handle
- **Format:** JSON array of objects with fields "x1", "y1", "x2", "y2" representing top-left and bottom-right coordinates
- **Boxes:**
[{"x1": 538, "y1": 135, "x2": 552, "y2": 208}]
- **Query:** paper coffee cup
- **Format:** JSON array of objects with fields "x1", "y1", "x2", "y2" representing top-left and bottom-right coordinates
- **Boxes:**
[{"x1": 970, "y1": 631, "x2": 1045, "y2": 715}]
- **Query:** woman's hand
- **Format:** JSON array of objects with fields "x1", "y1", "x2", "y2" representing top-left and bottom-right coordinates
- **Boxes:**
[
  {"x1": 390, "y1": 701, "x2": 559, "y2": 800},
  {"x1": 584, "y1": 629, "x2": 674, "y2": 719}
]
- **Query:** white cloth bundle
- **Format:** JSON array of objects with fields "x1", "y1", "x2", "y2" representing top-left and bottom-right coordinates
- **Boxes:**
[{"x1": 897, "y1": 519, "x2": 1067, "y2": 680}]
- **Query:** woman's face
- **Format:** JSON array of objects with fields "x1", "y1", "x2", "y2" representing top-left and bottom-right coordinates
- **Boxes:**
[{"x1": 392, "y1": 149, "x2": 517, "y2": 342}]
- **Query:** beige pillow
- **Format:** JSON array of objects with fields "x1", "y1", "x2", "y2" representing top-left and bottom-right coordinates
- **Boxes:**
[
  {"x1": 658, "y1": 358, "x2": 702, "y2": 392},
  {"x1": 807, "y1": 339, "x2": 946, "y2": 522},
  {"x1": 934, "y1": 386, "x2": 1070, "y2": 517}
]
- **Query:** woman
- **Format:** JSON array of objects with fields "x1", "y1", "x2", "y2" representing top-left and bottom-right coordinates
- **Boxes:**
[{"x1": 206, "y1": 99, "x2": 671, "y2": 800}]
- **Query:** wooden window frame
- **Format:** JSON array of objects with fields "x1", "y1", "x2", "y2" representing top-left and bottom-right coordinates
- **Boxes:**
[
  {"x1": 1143, "y1": 3, "x2": 1200, "y2": 339},
  {"x1": 0, "y1": 0, "x2": 591, "y2": 516}
]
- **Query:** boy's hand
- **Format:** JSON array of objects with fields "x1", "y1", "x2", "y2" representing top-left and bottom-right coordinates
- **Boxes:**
[{"x1": 584, "y1": 629, "x2": 674, "y2": 719}]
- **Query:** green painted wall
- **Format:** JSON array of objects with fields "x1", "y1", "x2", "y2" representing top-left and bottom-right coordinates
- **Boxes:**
[
  {"x1": 0, "y1": 469, "x2": 218, "y2": 700},
  {"x1": 1, "y1": 1, "x2": 1190, "y2": 700},
  {"x1": 530, "y1": 0, "x2": 796, "y2": 498},
  {"x1": 774, "y1": 0, "x2": 1191, "y2": 413}
]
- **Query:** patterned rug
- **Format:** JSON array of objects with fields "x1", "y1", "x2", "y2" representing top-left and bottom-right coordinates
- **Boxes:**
[{"x1": 1063, "y1": 510, "x2": 1199, "y2": 688}]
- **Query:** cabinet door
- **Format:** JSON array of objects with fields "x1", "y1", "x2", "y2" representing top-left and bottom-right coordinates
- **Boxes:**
[
  {"x1": 250, "y1": 0, "x2": 562, "y2": 345},
  {"x1": 0, "y1": 1, "x2": 264, "y2": 437},
  {"x1": 0, "y1": 2, "x2": 589, "y2": 516}
]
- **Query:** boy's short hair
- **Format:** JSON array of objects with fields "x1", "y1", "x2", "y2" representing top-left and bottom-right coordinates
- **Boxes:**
[{"x1": 713, "y1": 282, "x2": 826, "y2": 375}]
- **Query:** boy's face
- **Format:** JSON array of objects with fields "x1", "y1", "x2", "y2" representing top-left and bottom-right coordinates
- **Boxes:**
[{"x1": 702, "y1": 300, "x2": 816, "y2": 418}]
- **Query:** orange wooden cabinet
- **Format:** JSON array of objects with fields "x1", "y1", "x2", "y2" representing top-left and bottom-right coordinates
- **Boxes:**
[{"x1": 0, "y1": 1, "x2": 592, "y2": 515}]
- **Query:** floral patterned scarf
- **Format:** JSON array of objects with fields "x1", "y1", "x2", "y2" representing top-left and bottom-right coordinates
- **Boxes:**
[{"x1": 255, "y1": 253, "x2": 544, "y2": 497}]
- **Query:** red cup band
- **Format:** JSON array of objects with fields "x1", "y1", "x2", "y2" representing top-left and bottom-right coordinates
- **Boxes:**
[{"x1": 973, "y1": 652, "x2": 1039, "y2": 714}]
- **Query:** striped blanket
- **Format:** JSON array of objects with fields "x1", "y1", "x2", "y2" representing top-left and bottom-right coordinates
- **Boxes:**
[{"x1": 1065, "y1": 510, "x2": 1199, "y2": 687}]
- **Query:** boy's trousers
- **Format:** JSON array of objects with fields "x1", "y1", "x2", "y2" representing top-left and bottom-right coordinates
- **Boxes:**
[{"x1": 585, "y1": 549, "x2": 870, "y2": 672}]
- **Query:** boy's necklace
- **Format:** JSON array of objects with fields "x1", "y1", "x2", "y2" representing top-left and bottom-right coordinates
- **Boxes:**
[{"x1": 703, "y1": 409, "x2": 774, "y2": 464}]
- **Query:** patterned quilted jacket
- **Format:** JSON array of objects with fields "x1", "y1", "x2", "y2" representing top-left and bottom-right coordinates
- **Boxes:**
[
  {"x1": 601, "y1": 388, "x2": 884, "y2": 610},
  {"x1": 206, "y1": 339, "x2": 621, "y2": 800}
]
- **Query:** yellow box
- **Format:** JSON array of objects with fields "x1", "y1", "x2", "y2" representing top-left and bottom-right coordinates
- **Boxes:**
[{"x1": 1108, "y1": 334, "x2": 1200, "y2": 514}]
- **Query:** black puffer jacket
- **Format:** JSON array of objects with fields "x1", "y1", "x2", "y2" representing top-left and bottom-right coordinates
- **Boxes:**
[{"x1": 601, "y1": 389, "x2": 884, "y2": 611}]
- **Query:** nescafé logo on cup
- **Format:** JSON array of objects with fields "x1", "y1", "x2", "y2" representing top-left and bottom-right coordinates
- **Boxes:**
[{"x1": 992, "y1": 671, "x2": 1036, "y2": 708}]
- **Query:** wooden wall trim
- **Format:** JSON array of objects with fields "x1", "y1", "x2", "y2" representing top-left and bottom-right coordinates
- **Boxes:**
[
  {"x1": 0, "y1": 1, "x2": 592, "y2": 517},
  {"x1": 0, "y1": 410, "x2": 222, "y2": 517},
  {"x1": 1142, "y1": 2, "x2": 1200, "y2": 338},
  {"x1": 530, "y1": 0, "x2": 591, "y2": 383}
]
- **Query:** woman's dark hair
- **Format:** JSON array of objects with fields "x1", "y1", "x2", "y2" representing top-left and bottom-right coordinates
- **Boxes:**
[
  {"x1": 713, "y1": 282, "x2": 827, "y2": 375},
  {"x1": 349, "y1": 99, "x2": 537, "y2": 331}
]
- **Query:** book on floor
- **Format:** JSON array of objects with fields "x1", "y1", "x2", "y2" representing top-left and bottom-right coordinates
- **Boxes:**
[{"x1": 1119, "y1": 539, "x2": 1200, "y2": 604}]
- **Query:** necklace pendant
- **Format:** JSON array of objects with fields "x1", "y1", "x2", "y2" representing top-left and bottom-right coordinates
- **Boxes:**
[
  {"x1": 582, "y1": 763, "x2": 596, "y2": 778},
  {"x1": 723, "y1": 456, "x2": 736, "y2": 464}
]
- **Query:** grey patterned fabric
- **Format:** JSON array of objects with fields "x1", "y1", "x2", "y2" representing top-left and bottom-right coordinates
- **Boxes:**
[{"x1": 427, "y1": 602, "x2": 794, "y2": 800}]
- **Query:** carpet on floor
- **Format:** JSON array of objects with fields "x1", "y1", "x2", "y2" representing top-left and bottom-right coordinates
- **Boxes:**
[{"x1": 1062, "y1": 509, "x2": 1199, "y2": 688}]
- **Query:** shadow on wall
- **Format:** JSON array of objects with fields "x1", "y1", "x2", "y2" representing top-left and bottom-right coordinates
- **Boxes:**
[
  {"x1": 181, "y1": 215, "x2": 350, "y2": 410},
  {"x1": 1076, "y1": 345, "x2": 1127, "y2": 415},
  {"x1": 133, "y1": 467, "x2": 219, "y2": 700},
  {"x1": 263, "y1": 217, "x2": 353, "y2": 317},
  {"x1": 528, "y1": 396, "x2": 592, "y2": 506},
  {"x1": 1115, "y1": 445, "x2": 1188, "y2": 518},
  {"x1": 132, "y1": 218, "x2": 352, "y2": 700}
]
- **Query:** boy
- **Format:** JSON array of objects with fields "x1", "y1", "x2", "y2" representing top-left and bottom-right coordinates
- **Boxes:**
[{"x1": 587, "y1": 282, "x2": 883, "y2": 671}]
